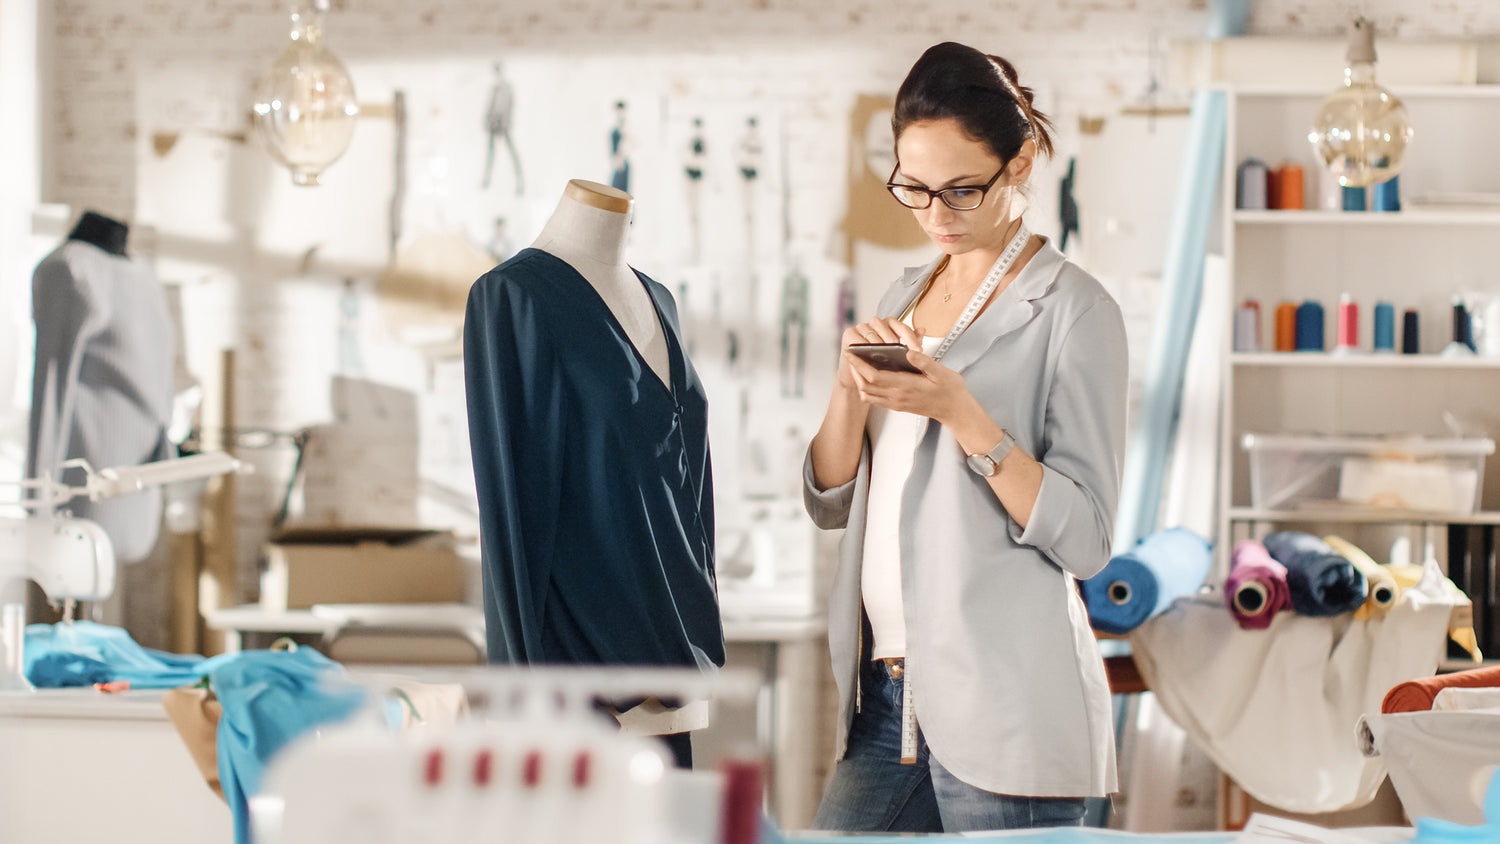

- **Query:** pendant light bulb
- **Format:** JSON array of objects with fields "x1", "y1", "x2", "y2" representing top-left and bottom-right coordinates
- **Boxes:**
[
  {"x1": 252, "y1": 2, "x2": 359, "y2": 186},
  {"x1": 1308, "y1": 18, "x2": 1413, "y2": 189}
]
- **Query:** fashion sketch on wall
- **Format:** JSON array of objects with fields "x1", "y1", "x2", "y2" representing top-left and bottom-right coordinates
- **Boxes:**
[
  {"x1": 482, "y1": 61, "x2": 523, "y2": 194},
  {"x1": 609, "y1": 100, "x2": 632, "y2": 193}
]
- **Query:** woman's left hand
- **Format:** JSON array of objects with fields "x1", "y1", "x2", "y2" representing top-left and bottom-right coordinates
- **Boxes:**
[{"x1": 848, "y1": 348, "x2": 974, "y2": 425}]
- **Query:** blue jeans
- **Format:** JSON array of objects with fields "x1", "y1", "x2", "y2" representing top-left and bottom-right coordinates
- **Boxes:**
[{"x1": 812, "y1": 658, "x2": 1087, "y2": 833}]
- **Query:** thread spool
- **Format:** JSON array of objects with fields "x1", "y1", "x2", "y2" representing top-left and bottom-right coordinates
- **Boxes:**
[
  {"x1": 1334, "y1": 293, "x2": 1359, "y2": 352},
  {"x1": 1295, "y1": 300, "x2": 1325, "y2": 351},
  {"x1": 1273, "y1": 164, "x2": 1305, "y2": 210},
  {"x1": 1274, "y1": 301, "x2": 1297, "y2": 351},
  {"x1": 1373, "y1": 301, "x2": 1395, "y2": 352},
  {"x1": 1402, "y1": 309, "x2": 1420, "y2": 354},
  {"x1": 1372, "y1": 175, "x2": 1401, "y2": 212},
  {"x1": 1483, "y1": 297, "x2": 1500, "y2": 358},
  {"x1": 1342, "y1": 185, "x2": 1367, "y2": 212},
  {"x1": 1237, "y1": 158, "x2": 1269, "y2": 210},
  {"x1": 1234, "y1": 299, "x2": 1262, "y2": 351},
  {"x1": 1455, "y1": 299, "x2": 1473, "y2": 348}
]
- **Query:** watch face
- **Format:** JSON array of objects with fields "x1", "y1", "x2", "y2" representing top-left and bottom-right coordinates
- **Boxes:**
[{"x1": 966, "y1": 454, "x2": 998, "y2": 477}]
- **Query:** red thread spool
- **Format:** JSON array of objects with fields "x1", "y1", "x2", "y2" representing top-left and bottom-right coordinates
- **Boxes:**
[{"x1": 1337, "y1": 294, "x2": 1359, "y2": 349}]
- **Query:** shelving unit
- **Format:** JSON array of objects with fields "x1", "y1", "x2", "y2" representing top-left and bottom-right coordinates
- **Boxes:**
[
  {"x1": 1232, "y1": 352, "x2": 1500, "y2": 369},
  {"x1": 1216, "y1": 84, "x2": 1500, "y2": 657}
]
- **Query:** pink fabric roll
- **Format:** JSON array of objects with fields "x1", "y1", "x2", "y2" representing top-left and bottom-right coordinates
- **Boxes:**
[{"x1": 1227, "y1": 539, "x2": 1291, "y2": 630}]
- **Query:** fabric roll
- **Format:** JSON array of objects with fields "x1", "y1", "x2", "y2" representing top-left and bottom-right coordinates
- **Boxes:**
[
  {"x1": 1083, "y1": 527, "x2": 1212, "y2": 635},
  {"x1": 1324, "y1": 535, "x2": 1400, "y2": 620},
  {"x1": 1388, "y1": 562, "x2": 1483, "y2": 662},
  {"x1": 1262, "y1": 531, "x2": 1368, "y2": 617},
  {"x1": 1226, "y1": 540, "x2": 1290, "y2": 630},
  {"x1": 1381, "y1": 665, "x2": 1500, "y2": 714}
]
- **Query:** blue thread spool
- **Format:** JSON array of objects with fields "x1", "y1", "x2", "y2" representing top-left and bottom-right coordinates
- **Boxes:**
[
  {"x1": 1342, "y1": 185, "x2": 1367, "y2": 212},
  {"x1": 1295, "y1": 300, "x2": 1325, "y2": 351},
  {"x1": 1373, "y1": 301, "x2": 1396, "y2": 351},
  {"x1": 1372, "y1": 175, "x2": 1400, "y2": 212}
]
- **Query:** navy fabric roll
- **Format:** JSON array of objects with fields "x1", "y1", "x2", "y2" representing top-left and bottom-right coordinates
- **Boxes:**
[
  {"x1": 1262, "y1": 531, "x2": 1368, "y2": 617},
  {"x1": 1083, "y1": 527, "x2": 1213, "y2": 635}
]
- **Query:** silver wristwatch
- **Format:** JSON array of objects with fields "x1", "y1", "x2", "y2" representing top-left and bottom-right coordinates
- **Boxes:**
[{"x1": 966, "y1": 430, "x2": 1016, "y2": 477}]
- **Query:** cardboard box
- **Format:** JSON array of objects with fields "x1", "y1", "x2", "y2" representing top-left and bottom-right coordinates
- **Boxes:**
[{"x1": 259, "y1": 526, "x2": 467, "y2": 612}]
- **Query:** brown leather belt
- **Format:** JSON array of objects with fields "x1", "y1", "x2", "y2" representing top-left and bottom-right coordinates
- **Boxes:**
[{"x1": 876, "y1": 657, "x2": 905, "y2": 680}]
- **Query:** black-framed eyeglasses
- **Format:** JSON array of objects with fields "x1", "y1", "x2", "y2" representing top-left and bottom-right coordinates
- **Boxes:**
[{"x1": 885, "y1": 163, "x2": 1005, "y2": 210}]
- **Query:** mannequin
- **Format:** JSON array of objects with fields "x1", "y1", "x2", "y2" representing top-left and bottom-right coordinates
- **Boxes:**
[
  {"x1": 28, "y1": 210, "x2": 175, "y2": 564},
  {"x1": 529, "y1": 180, "x2": 670, "y2": 384},
  {"x1": 464, "y1": 180, "x2": 723, "y2": 769}
]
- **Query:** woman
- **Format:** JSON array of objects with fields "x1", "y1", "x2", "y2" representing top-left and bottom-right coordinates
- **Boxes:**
[{"x1": 804, "y1": 42, "x2": 1127, "y2": 833}]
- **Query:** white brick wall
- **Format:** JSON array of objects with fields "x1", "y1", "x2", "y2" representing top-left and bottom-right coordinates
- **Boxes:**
[{"x1": 37, "y1": 0, "x2": 1500, "y2": 594}]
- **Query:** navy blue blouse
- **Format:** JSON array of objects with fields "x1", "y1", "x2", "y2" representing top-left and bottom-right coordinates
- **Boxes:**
[{"x1": 464, "y1": 248, "x2": 723, "y2": 672}]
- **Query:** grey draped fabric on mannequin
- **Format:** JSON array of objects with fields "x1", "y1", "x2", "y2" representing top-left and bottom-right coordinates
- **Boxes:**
[{"x1": 27, "y1": 215, "x2": 175, "y2": 563}]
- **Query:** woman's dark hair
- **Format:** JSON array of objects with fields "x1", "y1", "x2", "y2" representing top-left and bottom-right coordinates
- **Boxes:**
[{"x1": 892, "y1": 42, "x2": 1055, "y2": 168}]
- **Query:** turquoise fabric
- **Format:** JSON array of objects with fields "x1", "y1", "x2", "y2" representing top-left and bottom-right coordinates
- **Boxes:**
[
  {"x1": 209, "y1": 648, "x2": 367, "y2": 844},
  {"x1": 24, "y1": 620, "x2": 216, "y2": 688},
  {"x1": 1411, "y1": 767, "x2": 1500, "y2": 843}
]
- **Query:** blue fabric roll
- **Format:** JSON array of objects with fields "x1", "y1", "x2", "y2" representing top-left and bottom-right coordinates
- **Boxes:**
[
  {"x1": 1262, "y1": 531, "x2": 1368, "y2": 617},
  {"x1": 1083, "y1": 527, "x2": 1213, "y2": 635},
  {"x1": 1113, "y1": 89, "x2": 1226, "y2": 550}
]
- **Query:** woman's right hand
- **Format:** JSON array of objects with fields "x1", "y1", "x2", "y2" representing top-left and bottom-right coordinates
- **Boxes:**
[{"x1": 837, "y1": 318, "x2": 922, "y2": 393}]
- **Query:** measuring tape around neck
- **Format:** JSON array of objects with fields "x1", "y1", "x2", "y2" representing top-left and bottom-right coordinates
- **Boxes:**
[{"x1": 929, "y1": 223, "x2": 1032, "y2": 362}]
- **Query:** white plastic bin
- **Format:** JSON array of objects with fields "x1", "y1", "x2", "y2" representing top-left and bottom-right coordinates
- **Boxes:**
[{"x1": 1241, "y1": 433, "x2": 1494, "y2": 513}]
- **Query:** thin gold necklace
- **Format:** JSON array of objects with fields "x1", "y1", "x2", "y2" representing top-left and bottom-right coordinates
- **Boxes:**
[{"x1": 942, "y1": 219, "x2": 1025, "y2": 304}]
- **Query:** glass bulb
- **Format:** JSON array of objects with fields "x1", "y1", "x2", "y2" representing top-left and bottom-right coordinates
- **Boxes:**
[
  {"x1": 1308, "y1": 19, "x2": 1413, "y2": 189},
  {"x1": 252, "y1": 6, "x2": 359, "y2": 186}
]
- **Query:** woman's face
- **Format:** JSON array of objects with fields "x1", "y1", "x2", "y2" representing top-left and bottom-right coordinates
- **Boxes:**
[{"x1": 892, "y1": 118, "x2": 1025, "y2": 257}]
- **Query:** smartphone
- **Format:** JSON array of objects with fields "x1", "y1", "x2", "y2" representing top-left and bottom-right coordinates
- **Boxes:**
[{"x1": 847, "y1": 343, "x2": 921, "y2": 374}]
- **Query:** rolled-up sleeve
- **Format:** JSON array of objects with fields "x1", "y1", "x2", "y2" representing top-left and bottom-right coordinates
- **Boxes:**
[
  {"x1": 1010, "y1": 296, "x2": 1128, "y2": 580},
  {"x1": 803, "y1": 447, "x2": 858, "y2": 531}
]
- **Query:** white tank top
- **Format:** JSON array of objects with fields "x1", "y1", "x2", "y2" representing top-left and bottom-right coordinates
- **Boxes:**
[{"x1": 861, "y1": 328, "x2": 943, "y2": 660}]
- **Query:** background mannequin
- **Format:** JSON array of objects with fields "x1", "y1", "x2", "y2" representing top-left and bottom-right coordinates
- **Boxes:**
[
  {"x1": 529, "y1": 180, "x2": 671, "y2": 384},
  {"x1": 464, "y1": 180, "x2": 723, "y2": 768},
  {"x1": 27, "y1": 210, "x2": 175, "y2": 564}
]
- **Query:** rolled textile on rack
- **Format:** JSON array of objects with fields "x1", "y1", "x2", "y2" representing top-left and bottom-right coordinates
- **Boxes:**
[
  {"x1": 1382, "y1": 665, "x2": 1500, "y2": 714},
  {"x1": 1389, "y1": 562, "x2": 1483, "y2": 662},
  {"x1": 1226, "y1": 540, "x2": 1290, "y2": 629},
  {"x1": 1325, "y1": 535, "x2": 1400, "y2": 620},
  {"x1": 1262, "y1": 531, "x2": 1368, "y2": 617},
  {"x1": 1082, "y1": 527, "x2": 1212, "y2": 635}
]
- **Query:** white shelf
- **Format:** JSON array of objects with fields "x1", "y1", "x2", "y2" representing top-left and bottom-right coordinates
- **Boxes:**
[
  {"x1": 1229, "y1": 507, "x2": 1500, "y2": 525},
  {"x1": 1440, "y1": 659, "x2": 1499, "y2": 673},
  {"x1": 1232, "y1": 352, "x2": 1500, "y2": 369},
  {"x1": 1234, "y1": 209, "x2": 1500, "y2": 225},
  {"x1": 1230, "y1": 85, "x2": 1500, "y2": 100}
]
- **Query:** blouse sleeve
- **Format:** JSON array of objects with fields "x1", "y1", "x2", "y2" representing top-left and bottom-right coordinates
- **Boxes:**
[{"x1": 1011, "y1": 295, "x2": 1128, "y2": 580}]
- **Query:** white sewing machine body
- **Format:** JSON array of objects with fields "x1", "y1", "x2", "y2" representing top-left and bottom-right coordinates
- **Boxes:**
[{"x1": 0, "y1": 513, "x2": 116, "y2": 603}]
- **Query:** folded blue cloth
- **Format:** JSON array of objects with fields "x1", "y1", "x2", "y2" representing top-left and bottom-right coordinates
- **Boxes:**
[
  {"x1": 24, "y1": 620, "x2": 214, "y2": 688},
  {"x1": 1261, "y1": 531, "x2": 1367, "y2": 617},
  {"x1": 1082, "y1": 527, "x2": 1213, "y2": 635}
]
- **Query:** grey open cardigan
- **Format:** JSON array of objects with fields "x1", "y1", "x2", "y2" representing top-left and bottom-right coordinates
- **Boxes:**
[{"x1": 804, "y1": 237, "x2": 1127, "y2": 797}]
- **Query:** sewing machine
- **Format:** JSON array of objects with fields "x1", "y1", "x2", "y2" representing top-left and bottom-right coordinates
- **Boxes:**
[{"x1": 0, "y1": 452, "x2": 243, "y2": 690}]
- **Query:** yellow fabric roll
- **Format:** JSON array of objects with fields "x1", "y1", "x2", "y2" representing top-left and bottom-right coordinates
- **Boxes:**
[
  {"x1": 1388, "y1": 563, "x2": 1483, "y2": 662},
  {"x1": 1325, "y1": 535, "x2": 1401, "y2": 620}
]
